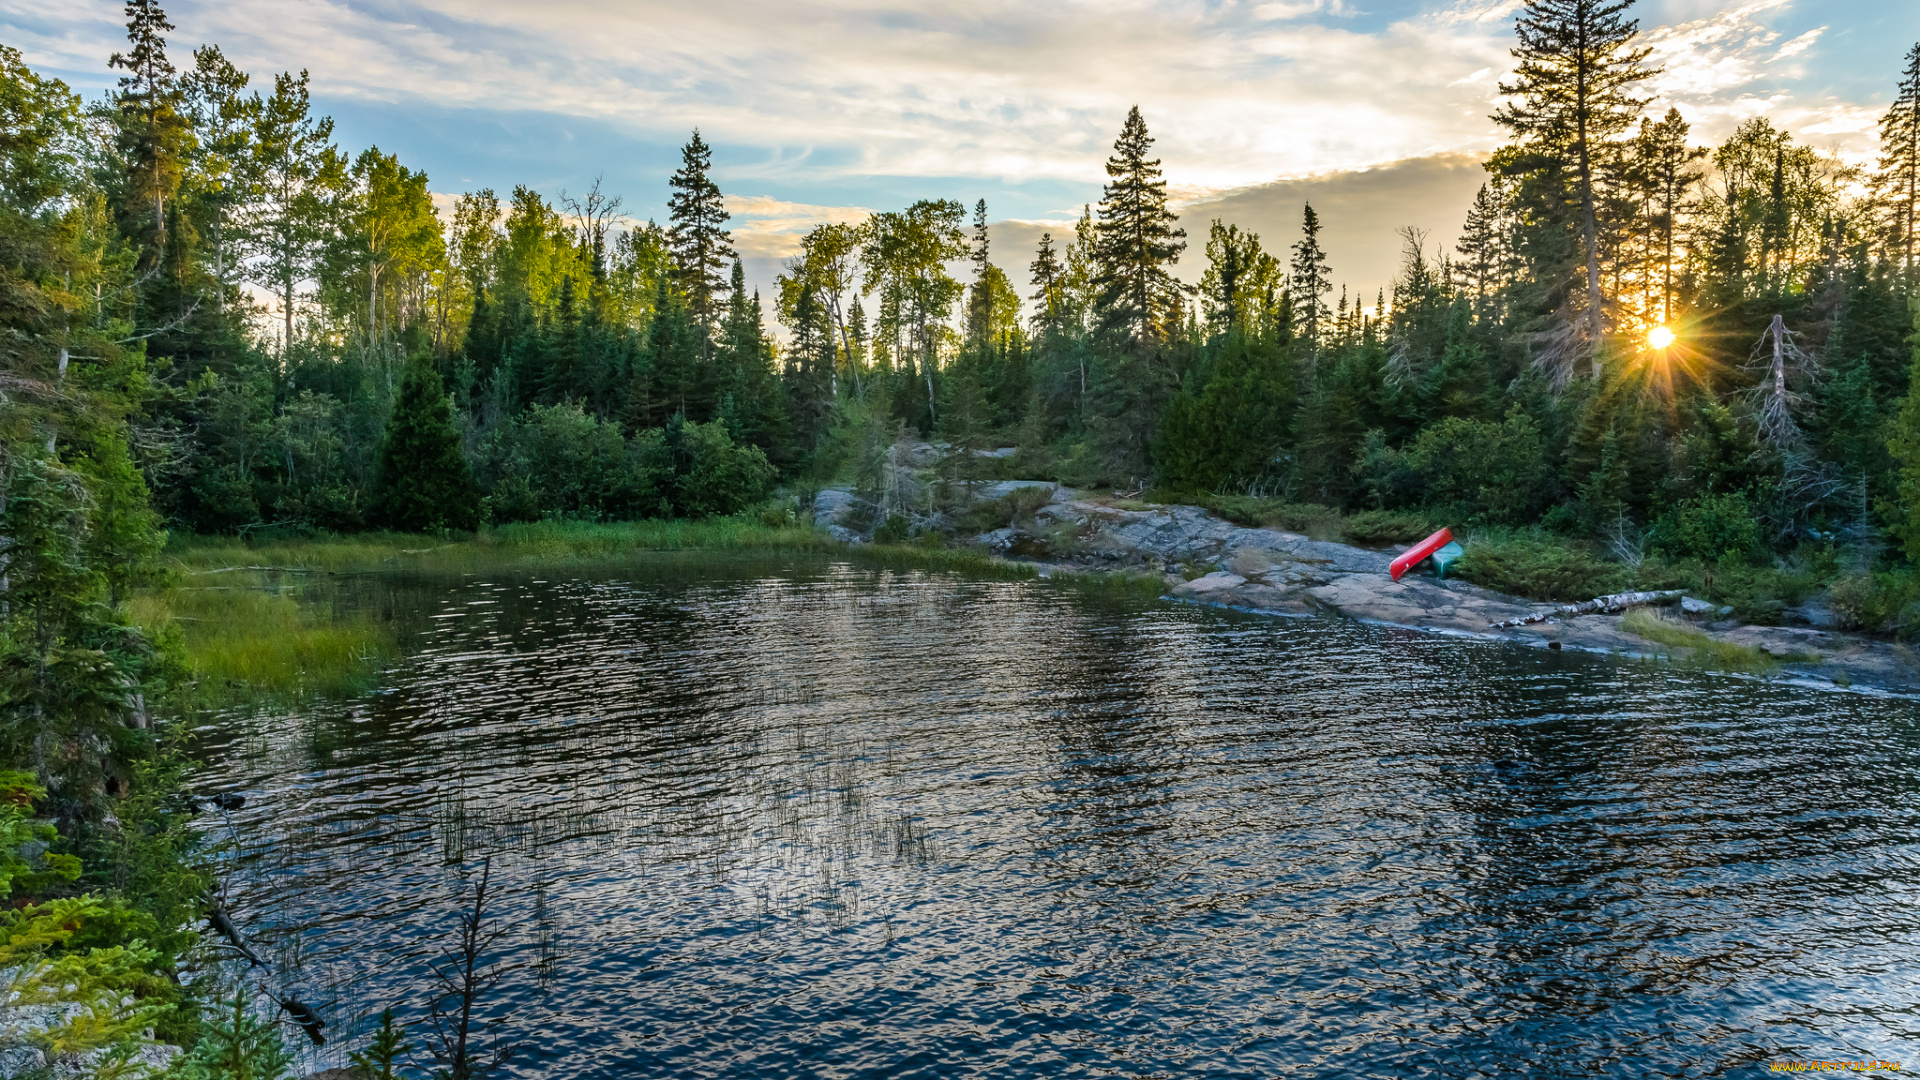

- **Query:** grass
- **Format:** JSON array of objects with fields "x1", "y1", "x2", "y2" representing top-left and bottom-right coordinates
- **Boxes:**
[
  {"x1": 132, "y1": 584, "x2": 397, "y2": 703},
  {"x1": 150, "y1": 515, "x2": 1178, "y2": 708},
  {"x1": 1619, "y1": 610, "x2": 1782, "y2": 674},
  {"x1": 168, "y1": 517, "x2": 837, "y2": 575}
]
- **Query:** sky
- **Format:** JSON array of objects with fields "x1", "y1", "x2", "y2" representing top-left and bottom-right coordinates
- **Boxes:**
[{"x1": 6, "y1": 0, "x2": 1917, "y2": 315}]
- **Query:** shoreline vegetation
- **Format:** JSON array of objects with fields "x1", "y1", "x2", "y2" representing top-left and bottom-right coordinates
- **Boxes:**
[{"x1": 146, "y1": 499, "x2": 1918, "y2": 711}]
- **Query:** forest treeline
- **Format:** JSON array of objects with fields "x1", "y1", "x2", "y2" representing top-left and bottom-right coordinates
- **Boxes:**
[{"x1": 6, "y1": 1, "x2": 1920, "y2": 564}]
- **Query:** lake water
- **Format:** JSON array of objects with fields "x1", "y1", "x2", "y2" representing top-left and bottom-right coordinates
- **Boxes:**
[{"x1": 197, "y1": 558, "x2": 1920, "y2": 1078}]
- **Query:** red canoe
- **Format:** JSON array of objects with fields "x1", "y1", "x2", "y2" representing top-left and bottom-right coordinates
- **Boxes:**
[{"x1": 1390, "y1": 527, "x2": 1453, "y2": 581}]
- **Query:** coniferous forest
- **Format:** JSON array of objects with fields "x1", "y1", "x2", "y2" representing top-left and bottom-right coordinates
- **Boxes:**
[{"x1": 5, "y1": 0, "x2": 1920, "y2": 1067}]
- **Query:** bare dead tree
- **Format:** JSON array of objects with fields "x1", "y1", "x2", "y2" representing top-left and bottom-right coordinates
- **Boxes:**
[
  {"x1": 420, "y1": 857, "x2": 517, "y2": 1080},
  {"x1": 1745, "y1": 314, "x2": 1818, "y2": 451}
]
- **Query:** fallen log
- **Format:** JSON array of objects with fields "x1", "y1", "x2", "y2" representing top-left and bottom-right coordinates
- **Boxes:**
[{"x1": 1490, "y1": 590, "x2": 1682, "y2": 629}]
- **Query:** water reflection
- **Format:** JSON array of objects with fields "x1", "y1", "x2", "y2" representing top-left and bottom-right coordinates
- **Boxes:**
[{"x1": 196, "y1": 559, "x2": 1920, "y2": 1078}]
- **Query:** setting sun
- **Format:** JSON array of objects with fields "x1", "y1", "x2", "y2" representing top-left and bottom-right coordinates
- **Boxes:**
[{"x1": 1647, "y1": 325, "x2": 1677, "y2": 350}]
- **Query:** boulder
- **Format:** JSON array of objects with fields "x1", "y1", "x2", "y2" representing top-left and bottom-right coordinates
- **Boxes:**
[{"x1": 812, "y1": 488, "x2": 863, "y2": 528}]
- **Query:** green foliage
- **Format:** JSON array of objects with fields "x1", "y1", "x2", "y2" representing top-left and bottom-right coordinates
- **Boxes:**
[
  {"x1": 631, "y1": 416, "x2": 777, "y2": 519},
  {"x1": 0, "y1": 895, "x2": 178, "y2": 1074},
  {"x1": 177, "y1": 987, "x2": 293, "y2": 1080},
  {"x1": 1198, "y1": 499, "x2": 1332, "y2": 539},
  {"x1": 478, "y1": 402, "x2": 637, "y2": 522},
  {"x1": 373, "y1": 356, "x2": 480, "y2": 533},
  {"x1": 350, "y1": 1007, "x2": 415, "y2": 1080},
  {"x1": 1888, "y1": 299, "x2": 1920, "y2": 562},
  {"x1": 1452, "y1": 535, "x2": 1629, "y2": 601},
  {"x1": 1650, "y1": 491, "x2": 1761, "y2": 565},
  {"x1": 1619, "y1": 610, "x2": 1783, "y2": 673},
  {"x1": 1340, "y1": 510, "x2": 1439, "y2": 547},
  {"x1": 1403, "y1": 409, "x2": 1552, "y2": 526},
  {"x1": 1152, "y1": 330, "x2": 1294, "y2": 491}
]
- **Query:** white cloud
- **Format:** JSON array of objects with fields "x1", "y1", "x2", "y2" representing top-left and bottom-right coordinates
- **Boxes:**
[{"x1": 725, "y1": 196, "x2": 873, "y2": 259}]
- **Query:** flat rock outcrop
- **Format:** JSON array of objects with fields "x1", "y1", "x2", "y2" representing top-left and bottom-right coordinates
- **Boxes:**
[{"x1": 812, "y1": 482, "x2": 1920, "y2": 694}]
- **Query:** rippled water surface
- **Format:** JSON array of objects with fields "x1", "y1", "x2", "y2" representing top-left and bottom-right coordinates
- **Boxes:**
[{"x1": 199, "y1": 558, "x2": 1920, "y2": 1078}]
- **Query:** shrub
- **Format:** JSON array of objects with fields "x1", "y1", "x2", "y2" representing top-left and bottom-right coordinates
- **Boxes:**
[
  {"x1": 476, "y1": 402, "x2": 635, "y2": 522},
  {"x1": 1200, "y1": 498, "x2": 1345, "y2": 539},
  {"x1": 873, "y1": 513, "x2": 912, "y2": 544},
  {"x1": 631, "y1": 417, "x2": 778, "y2": 519},
  {"x1": 1452, "y1": 536, "x2": 1628, "y2": 601},
  {"x1": 1650, "y1": 491, "x2": 1761, "y2": 564},
  {"x1": 1404, "y1": 409, "x2": 1552, "y2": 526},
  {"x1": 1341, "y1": 510, "x2": 1437, "y2": 546}
]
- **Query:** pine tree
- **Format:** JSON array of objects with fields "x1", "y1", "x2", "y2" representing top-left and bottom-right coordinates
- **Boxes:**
[
  {"x1": 965, "y1": 199, "x2": 992, "y2": 343},
  {"x1": 667, "y1": 130, "x2": 734, "y2": 337},
  {"x1": 1631, "y1": 107, "x2": 1705, "y2": 323},
  {"x1": 1493, "y1": 0, "x2": 1657, "y2": 350},
  {"x1": 1092, "y1": 106, "x2": 1187, "y2": 343},
  {"x1": 1454, "y1": 183, "x2": 1505, "y2": 318},
  {"x1": 1029, "y1": 232, "x2": 1063, "y2": 334},
  {"x1": 1290, "y1": 203, "x2": 1332, "y2": 349},
  {"x1": 1874, "y1": 43, "x2": 1920, "y2": 271},
  {"x1": 181, "y1": 45, "x2": 257, "y2": 314},
  {"x1": 373, "y1": 355, "x2": 479, "y2": 532},
  {"x1": 349, "y1": 1007, "x2": 414, "y2": 1080},
  {"x1": 1888, "y1": 300, "x2": 1920, "y2": 560},
  {"x1": 108, "y1": 0, "x2": 189, "y2": 267}
]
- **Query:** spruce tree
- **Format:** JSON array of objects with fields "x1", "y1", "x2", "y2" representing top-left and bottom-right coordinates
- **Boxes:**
[
  {"x1": 966, "y1": 199, "x2": 992, "y2": 342},
  {"x1": 1631, "y1": 108, "x2": 1705, "y2": 323},
  {"x1": 1092, "y1": 106, "x2": 1186, "y2": 343},
  {"x1": 1290, "y1": 203, "x2": 1332, "y2": 349},
  {"x1": 1454, "y1": 184, "x2": 1503, "y2": 317},
  {"x1": 1493, "y1": 0, "x2": 1656, "y2": 350},
  {"x1": 1887, "y1": 300, "x2": 1920, "y2": 560},
  {"x1": 108, "y1": 0, "x2": 188, "y2": 267},
  {"x1": 373, "y1": 355, "x2": 479, "y2": 532},
  {"x1": 667, "y1": 130, "x2": 734, "y2": 337},
  {"x1": 1874, "y1": 43, "x2": 1920, "y2": 271},
  {"x1": 1029, "y1": 233, "x2": 1064, "y2": 334}
]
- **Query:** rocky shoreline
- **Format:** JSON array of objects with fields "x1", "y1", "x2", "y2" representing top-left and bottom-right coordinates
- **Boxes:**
[{"x1": 815, "y1": 481, "x2": 1920, "y2": 696}]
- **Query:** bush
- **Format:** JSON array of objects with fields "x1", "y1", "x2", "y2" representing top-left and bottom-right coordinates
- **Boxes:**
[
  {"x1": 1341, "y1": 510, "x2": 1437, "y2": 546},
  {"x1": 1650, "y1": 491, "x2": 1761, "y2": 564},
  {"x1": 1404, "y1": 409, "x2": 1552, "y2": 525},
  {"x1": 632, "y1": 417, "x2": 778, "y2": 519},
  {"x1": 873, "y1": 513, "x2": 912, "y2": 544},
  {"x1": 1199, "y1": 497, "x2": 1345, "y2": 539},
  {"x1": 1828, "y1": 569, "x2": 1920, "y2": 634},
  {"x1": 954, "y1": 485, "x2": 1056, "y2": 533},
  {"x1": 1452, "y1": 536, "x2": 1628, "y2": 601},
  {"x1": 477, "y1": 402, "x2": 634, "y2": 522},
  {"x1": 480, "y1": 409, "x2": 773, "y2": 522}
]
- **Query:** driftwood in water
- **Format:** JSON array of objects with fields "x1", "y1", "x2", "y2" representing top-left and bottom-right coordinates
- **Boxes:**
[{"x1": 1490, "y1": 590, "x2": 1682, "y2": 629}]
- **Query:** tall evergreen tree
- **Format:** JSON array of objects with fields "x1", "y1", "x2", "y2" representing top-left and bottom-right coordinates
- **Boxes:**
[
  {"x1": 966, "y1": 199, "x2": 992, "y2": 343},
  {"x1": 181, "y1": 45, "x2": 257, "y2": 315},
  {"x1": 108, "y1": 0, "x2": 189, "y2": 268},
  {"x1": 1631, "y1": 107, "x2": 1705, "y2": 324},
  {"x1": 1092, "y1": 106, "x2": 1186, "y2": 343},
  {"x1": 1454, "y1": 183, "x2": 1504, "y2": 318},
  {"x1": 1029, "y1": 232, "x2": 1064, "y2": 334},
  {"x1": 373, "y1": 355, "x2": 479, "y2": 532},
  {"x1": 1493, "y1": 0, "x2": 1656, "y2": 354},
  {"x1": 1888, "y1": 302, "x2": 1920, "y2": 560},
  {"x1": 1290, "y1": 203, "x2": 1332, "y2": 348},
  {"x1": 666, "y1": 130, "x2": 733, "y2": 337},
  {"x1": 1874, "y1": 43, "x2": 1920, "y2": 271}
]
